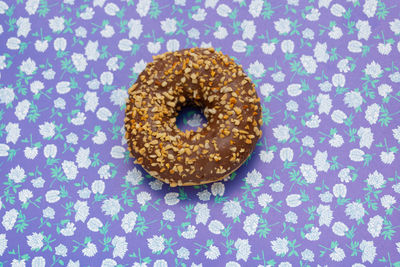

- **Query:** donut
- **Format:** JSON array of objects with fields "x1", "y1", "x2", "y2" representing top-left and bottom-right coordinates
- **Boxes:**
[{"x1": 124, "y1": 47, "x2": 262, "y2": 187}]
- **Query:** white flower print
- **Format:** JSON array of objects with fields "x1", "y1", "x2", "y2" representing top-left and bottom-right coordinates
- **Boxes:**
[
  {"x1": 197, "y1": 189, "x2": 211, "y2": 201},
  {"x1": 241, "y1": 20, "x2": 256, "y2": 40},
  {"x1": 147, "y1": 41, "x2": 161, "y2": 54},
  {"x1": 6, "y1": 123, "x2": 21, "y2": 144},
  {"x1": 257, "y1": 193, "x2": 273, "y2": 208},
  {"x1": 18, "y1": 189, "x2": 33, "y2": 203},
  {"x1": 271, "y1": 237, "x2": 289, "y2": 256},
  {"x1": 356, "y1": 20, "x2": 372, "y2": 40},
  {"x1": 235, "y1": 239, "x2": 251, "y2": 262},
  {"x1": 208, "y1": 220, "x2": 224, "y2": 235},
  {"x1": 314, "y1": 42, "x2": 329, "y2": 63},
  {"x1": 243, "y1": 214, "x2": 259, "y2": 236},
  {"x1": 300, "y1": 55, "x2": 317, "y2": 74},
  {"x1": 147, "y1": 235, "x2": 165, "y2": 253},
  {"x1": 222, "y1": 200, "x2": 242, "y2": 219},
  {"x1": 216, "y1": 4, "x2": 231, "y2": 17},
  {"x1": 381, "y1": 195, "x2": 396, "y2": 209},
  {"x1": 249, "y1": 0, "x2": 263, "y2": 18},
  {"x1": 377, "y1": 84, "x2": 392, "y2": 98},
  {"x1": 273, "y1": 125, "x2": 290, "y2": 142},
  {"x1": 330, "y1": 4, "x2": 345, "y2": 17},
  {"x1": 380, "y1": 151, "x2": 395, "y2": 164},
  {"x1": 364, "y1": 61, "x2": 382, "y2": 78},
  {"x1": 285, "y1": 211, "x2": 298, "y2": 224},
  {"x1": 262, "y1": 42, "x2": 276, "y2": 55},
  {"x1": 328, "y1": 26, "x2": 343, "y2": 39},
  {"x1": 121, "y1": 211, "x2": 137, "y2": 233},
  {"x1": 365, "y1": 103, "x2": 380, "y2": 124},
  {"x1": 91, "y1": 180, "x2": 105, "y2": 194},
  {"x1": 110, "y1": 89, "x2": 128, "y2": 106},
  {"x1": 214, "y1": 26, "x2": 228, "y2": 39},
  {"x1": 112, "y1": 236, "x2": 128, "y2": 259},
  {"x1": 80, "y1": 7, "x2": 94, "y2": 20},
  {"x1": 85, "y1": 41, "x2": 100, "y2": 61},
  {"x1": 360, "y1": 240, "x2": 376, "y2": 264},
  {"x1": 87, "y1": 217, "x2": 103, "y2": 232},
  {"x1": 390, "y1": 19, "x2": 400, "y2": 35},
  {"x1": 302, "y1": 28, "x2": 314, "y2": 39},
  {"x1": 45, "y1": 190, "x2": 60, "y2": 203},
  {"x1": 43, "y1": 207, "x2": 55, "y2": 219},
  {"x1": 166, "y1": 39, "x2": 180, "y2": 52},
  {"x1": 0, "y1": 87, "x2": 15, "y2": 105},
  {"x1": 305, "y1": 227, "x2": 321, "y2": 241},
  {"x1": 82, "y1": 242, "x2": 97, "y2": 257},
  {"x1": 314, "y1": 150, "x2": 330, "y2": 172},
  {"x1": 75, "y1": 26, "x2": 87, "y2": 38},
  {"x1": 8, "y1": 165, "x2": 26, "y2": 183},
  {"x1": 2, "y1": 209, "x2": 18, "y2": 231},
  {"x1": 286, "y1": 194, "x2": 301, "y2": 207},
  {"x1": 84, "y1": 91, "x2": 98, "y2": 112},
  {"x1": 75, "y1": 147, "x2": 91, "y2": 169},
  {"x1": 0, "y1": 234, "x2": 8, "y2": 256},
  {"x1": 274, "y1": 18, "x2": 291, "y2": 35},
  {"x1": 332, "y1": 221, "x2": 349, "y2": 236},
  {"x1": 211, "y1": 182, "x2": 225, "y2": 196},
  {"x1": 74, "y1": 201, "x2": 89, "y2": 222},
  {"x1": 164, "y1": 192, "x2": 180, "y2": 205},
  {"x1": 0, "y1": 144, "x2": 9, "y2": 157},
  {"x1": 330, "y1": 247, "x2": 345, "y2": 262},
  {"x1": 358, "y1": 127, "x2": 374, "y2": 149},
  {"x1": 192, "y1": 8, "x2": 207, "y2": 21},
  {"x1": 25, "y1": 0, "x2": 39, "y2": 15},
  {"x1": 177, "y1": 247, "x2": 190, "y2": 260},
  {"x1": 378, "y1": 42, "x2": 392, "y2": 55},
  {"x1": 280, "y1": 147, "x2": 293, "y2": 162},
  {"x1": 301, "y1": 249, "x2": 314, "y2": 262},
  {"x1": 15, "y1": 99, "x2": 30, "y2": 121},
  {"x1": 16, "y1": 17, "x2": 31, "y2": 38},
  {"x1": 345, "y1": 202, "x2": 365, "y2": 220},
  {"x1": 136, "y1": 0, "x2": 151, "y2": 17},
  {"x1": 363, "y1": 0, "x2": 377, "y2": 18},
  {"x1": 101, "y1": 198, "x2": 120, "y2": 217},
  {"x1": 62, "y1": 160, "x2": 78, "y2": 180},
  {"x1": 125, "y1": 168, "x2": 143, "y2": 185},
  {"x1": 60, "y1": 222, "x2": 76, "y2": 236},
  {"x1": 366, "y1": 170, "x2": 385, "y2": 189},
  {"x1": 287, "y1": 83, "x2": 302, "y2": 97},
  {"x1": 26, "y1": 232, "x2": 44, "y2": 251},
  {"x1": 160, "y1": 18, "x2": 177, "y2": 34},
  {"x1": 43, "y1": 144, "x2": 57, "y2": 159},
  {"x1": 367, "y1": 215, "x2": 383, "y2": 238},
  {"x1": 270, "y1": 180, "x2": 284, "y2": 192},
  {"x1": 245, "y1": 169, "x2": 263, "y2": 187},
  {"x1": 20, "y1": 58, "x2": 37, "y2": 75},
  {"x1": 300, "y1": 164, "x2": 317, "y2": 184},
  {"x1": 101, "y1": 24, "x2": 115, "y2": 38},
  {"x1": 344, "y1": 91, "x2": 363, "y2": 109},
  {"x1": 104, "y1": 3, "x2": 119, "y2": 16},
  {"x1": 348, "y1": 40, "x2": 363, "y2": 53},
  {"x1": 316, "y1": 94, "x2": 332, "y2": 115},
  {"x1": 71, "y1": 53, "x2": 87, "y2": 72},
  {"x1": 49, "y1": 16, "x2": 65, "y2": 32},
  {"x1": 6, "y1": 37, "x2": 21, "y2": 50}
]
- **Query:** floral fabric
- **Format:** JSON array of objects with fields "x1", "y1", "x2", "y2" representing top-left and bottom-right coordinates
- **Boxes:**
[{"x1": 1, "y1": 0, "x2": 400, "y2": 266}]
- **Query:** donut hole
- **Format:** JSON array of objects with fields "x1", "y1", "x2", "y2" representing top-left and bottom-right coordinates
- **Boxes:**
[{"x1": 176, "y1": 105, "x2": 207, "y2": 132}]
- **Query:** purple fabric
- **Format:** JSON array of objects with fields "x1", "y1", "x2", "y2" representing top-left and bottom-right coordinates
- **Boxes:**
[{"x1": 1, "y1": 0, "x2": 400, "y2": 266}]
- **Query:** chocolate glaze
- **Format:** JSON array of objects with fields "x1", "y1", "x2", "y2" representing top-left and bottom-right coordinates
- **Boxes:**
[{"x1": 124, "y1": 48, "x2": 262, "y2": 186}]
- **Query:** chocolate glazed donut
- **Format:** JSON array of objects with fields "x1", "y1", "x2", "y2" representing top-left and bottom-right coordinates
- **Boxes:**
[{"x1": 124, "y1": 47, "x2": 262, "y2": 187}]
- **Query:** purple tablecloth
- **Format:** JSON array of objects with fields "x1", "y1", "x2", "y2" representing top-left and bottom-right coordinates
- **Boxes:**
[{"x1": 1, "y1": 0, "x2": 400, "y2": 266}]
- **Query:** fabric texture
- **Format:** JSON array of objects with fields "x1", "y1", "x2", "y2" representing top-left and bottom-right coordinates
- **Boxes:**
[{"x1": 1, "y1": 0, "x2": 400, "y2": 266}]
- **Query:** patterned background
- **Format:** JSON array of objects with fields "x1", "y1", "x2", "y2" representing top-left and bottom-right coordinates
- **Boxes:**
[{"x1": 1, "y1": 0, "x2": 400, "y2": 266}]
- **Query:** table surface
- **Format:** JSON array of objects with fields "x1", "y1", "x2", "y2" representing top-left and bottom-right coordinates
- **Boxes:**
[{"x1": 1, "y1": 0, "x2": 400, "y2": 266}]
